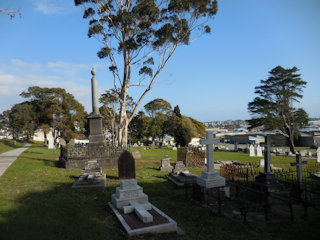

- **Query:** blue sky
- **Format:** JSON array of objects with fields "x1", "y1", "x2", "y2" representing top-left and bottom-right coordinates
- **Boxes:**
[{"x1": 1, "y1": 0, "x2": 319, "y2": 122}]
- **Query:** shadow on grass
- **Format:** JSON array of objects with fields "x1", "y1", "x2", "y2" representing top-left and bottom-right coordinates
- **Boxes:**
[
  {"x1": 1, "y1": 178, "x2": 320, "y2": 240},
  {"x1": 0, "y1": 183, "x2": 129, "y2": 240}
]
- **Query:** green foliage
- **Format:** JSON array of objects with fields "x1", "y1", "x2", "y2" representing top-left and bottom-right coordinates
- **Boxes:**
[
  {"x1": 248, "y1": 66, "x2": 309, "y2": 153},
  {"x1": 144, "y1": 98, "x2": 172, "y2": 118},
  {"x1": 20, "y1": 86, "x2": 87, "y2": 142},
  {"x1": 9, "y1": 102, "x2": 37, "y2": 141},
  {"x1": 75, "y1": 0, "x2": 218, "y2": 148},
  {"x1": 128, "y1": 111, "x2": 151, "y2": 143}
]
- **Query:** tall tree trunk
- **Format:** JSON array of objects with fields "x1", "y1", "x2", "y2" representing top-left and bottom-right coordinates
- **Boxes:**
[
  {"x1": 288, "y1": 132, "x2": 295, "y2": 153},
  {"x1": 118, "y1": 99, "x2": 128, "y2": 149}
]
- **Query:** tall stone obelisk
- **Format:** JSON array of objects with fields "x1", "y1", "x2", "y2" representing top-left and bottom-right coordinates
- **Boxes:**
[{"x1": 88, "y1": 68, "x2": 105, "y2": 143}]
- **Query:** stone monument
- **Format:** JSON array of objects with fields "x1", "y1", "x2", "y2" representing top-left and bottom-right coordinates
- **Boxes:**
[
  {"x1": 48, "y1": 136, "x2": 55, "y2": 149},
  {"x1": 88, "y1": 68, "x2": 105, "y2": 143},
  {"x1": 256, "y1": 144, "x2": 263, "y2": 157},
  {"x1": 72, "y1": 160, "x2": 106, "y2": 189},
  {"x1": 159, "y1": 155, "x2": 173, "y2": 172},
  {"x1": 253, "y1": 135, "x2": 280, "y2": 192},
  {"x1": 167, "y1": 160, "x2": 197, "y2": 187},
  {"x1": 317, "y1": 147, "x2": 320, "y2": 163},
  {"x1": 196, "y1": 131, "x2": 225, "y2": 188}
]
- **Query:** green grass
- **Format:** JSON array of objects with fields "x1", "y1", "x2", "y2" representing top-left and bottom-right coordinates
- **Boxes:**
[
  {"x1": 0, "y1": 145, "x2": 319, "y2": 240},
  {"x1": 0, "y1": 139, "x2": 24, "y2": 154}
]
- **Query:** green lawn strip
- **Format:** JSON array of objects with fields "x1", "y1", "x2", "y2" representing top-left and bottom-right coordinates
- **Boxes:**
[
  {"x1": 0, "y1": 139, "x2": 25, "y2": 154},
  {"x1": 0, "y1": 146, "x2": 319, "y2": 240}
]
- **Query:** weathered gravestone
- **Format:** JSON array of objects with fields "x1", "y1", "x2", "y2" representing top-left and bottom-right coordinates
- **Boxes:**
[
  {"x1": 48, "y1": 136, "x2": 55, "y2": 149},
  {"x1": 256, "y1": 144, "x2": 263, "y2": 157},
  {"x1": 159, "y1": 155, "x2": 173, "y2": 172},
  {"x1": 196, "y1": 131, "x2": 225, "y2": 188},
  {"x1": 249, "y1": 144, "x2": 255, "y2": 157},
  {"x1": 118, "y1": 150, "x2": 136, "y2": 179},
  {"x1": 317, "y1": 147, "x2": 320, "y2": 163},
  {"x1": 167, "y1": 161, "x2": 197, "y2": 187},
  {"x1": 72, "y1": 160, "x2": 106, "y2": 189}
]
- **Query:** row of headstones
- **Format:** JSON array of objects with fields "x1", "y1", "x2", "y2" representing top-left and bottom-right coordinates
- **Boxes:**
[{"x1": 249, "y1": 144, "x2": 264, "y2": 157}]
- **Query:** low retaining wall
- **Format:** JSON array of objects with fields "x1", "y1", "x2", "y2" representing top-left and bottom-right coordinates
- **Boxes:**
[{"x1": 59, "y1": 143, "x2": 121, "y2": 169}]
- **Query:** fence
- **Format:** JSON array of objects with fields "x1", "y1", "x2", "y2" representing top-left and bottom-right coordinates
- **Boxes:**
[{"x1": 220, "y1": 162, "x2": 260, "y2": 182}]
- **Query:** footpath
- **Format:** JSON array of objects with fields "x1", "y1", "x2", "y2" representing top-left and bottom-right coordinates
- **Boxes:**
[{"x1": 0, "y1": 143, "x2": 31, "y2": 177}]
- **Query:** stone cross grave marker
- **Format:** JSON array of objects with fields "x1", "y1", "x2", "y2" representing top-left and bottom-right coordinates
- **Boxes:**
[
  {"x1": 290, "y1": 153, "x2": 307, "y2": 185},
  {"x1": 197, "y1": 131, "x2": 225, "y2": 188},
  {"x1": 200, "y1": 131, "x2": 220, "y2": 173},
  {"x1": 118, "y1": 150, "x2": 136, "y2": 179}
]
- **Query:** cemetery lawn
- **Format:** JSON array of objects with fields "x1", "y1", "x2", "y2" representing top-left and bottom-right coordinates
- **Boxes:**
[
  {"x1": 0, "y1": 145, "x2": 319, "y2": 240},
  {"x1": 0, "y1": 139, "x2": 24, "y2": 154}
]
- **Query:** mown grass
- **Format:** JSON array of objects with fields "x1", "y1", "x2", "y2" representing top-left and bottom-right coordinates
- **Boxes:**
[
  {"x1": 0, "y1": 139, "x2": 24, "y2": 154},
  {"x1": 0, "y1": 144, "x2": 319, "y2": 240}
]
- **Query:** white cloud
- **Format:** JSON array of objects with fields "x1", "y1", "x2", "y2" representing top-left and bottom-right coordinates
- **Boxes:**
[
  {"x1": 0, "y1": 59, "x2": 109, "y2": 114},
  {"x1": 34, "y1": 0, "x2": 75, "y2": 15},
  {"x1": 47, "y1": 61, "x2": 91, "y2": 76}
]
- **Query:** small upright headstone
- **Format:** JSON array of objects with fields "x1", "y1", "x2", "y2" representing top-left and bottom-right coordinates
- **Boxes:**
[
  {"x1": 172, "y1": 147, "x2": 177, "y2": 151},
  {"x1": 118, "y1": 151, "x2": 135, "y2": 179},
  {"x1": 249, "y1": 144, "x2": 255, "y2": 157},
  {"x1": 259, "y1": 159, "x2": 264, "y2": 168},
  {"x1": 160, "y1": 155, "x2": 173, "y2": 172},
  {"x1": 317, "y1": 147, "x2": 320, "y2": 163},
  {"x1": 48, "y1": 136, "x2": 55, "y2": 149},
  {"x1": 256, "y1": 145, "x2": 263, "y2": 157}
]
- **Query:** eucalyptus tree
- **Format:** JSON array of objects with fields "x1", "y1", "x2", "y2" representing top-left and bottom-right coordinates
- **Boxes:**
[
  {"x1": 75, "y1": 0, "x2": 218, "y2": 148},
  {"x1": 248, "y1": 66, "x2": 309, "y2": 153}
]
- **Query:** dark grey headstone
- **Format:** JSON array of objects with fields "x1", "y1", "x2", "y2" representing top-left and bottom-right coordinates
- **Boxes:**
[{"x1": 118, "y1": 151, "x2": 136, "y2": 179}]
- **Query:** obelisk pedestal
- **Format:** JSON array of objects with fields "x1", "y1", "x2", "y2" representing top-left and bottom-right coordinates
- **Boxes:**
[{"x1": 88, "y1": 68, "x2": 105, "y2": 143}]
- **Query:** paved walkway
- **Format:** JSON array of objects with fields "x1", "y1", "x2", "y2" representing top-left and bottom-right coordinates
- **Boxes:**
[{"x1": 0, "y1": 143, "x2": 31, "y2": 177}]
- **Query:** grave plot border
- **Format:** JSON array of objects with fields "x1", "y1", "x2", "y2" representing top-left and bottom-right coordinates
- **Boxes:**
[{"x1": 108, "y1": 202, "x2": 178, "y2": 236}]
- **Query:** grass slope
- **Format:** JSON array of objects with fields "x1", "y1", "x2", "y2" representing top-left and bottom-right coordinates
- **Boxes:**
[
  {"x1": 0, "y1": 145, "x2": 319, "y2": 240},
  {"x1": 0, "y1": 139, "x2": 24, "y2": 154}
]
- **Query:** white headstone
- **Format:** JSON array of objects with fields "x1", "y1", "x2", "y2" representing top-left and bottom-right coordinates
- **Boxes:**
[
  {"x1": 256, "y1": 145, "x2": 263, "y2": 157},
  {"x1": 259, "y1": 159, "x2": 264, "y2": 168},
  {"x1": 249, "y1": 144, "x2": 255, "y2": 157},
  {"x1": 48, "y1": 136, "x2": 55, "y2": 149},
  {"x1": 317, "y1": 147, "x2": 320, "y2": 163}
]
